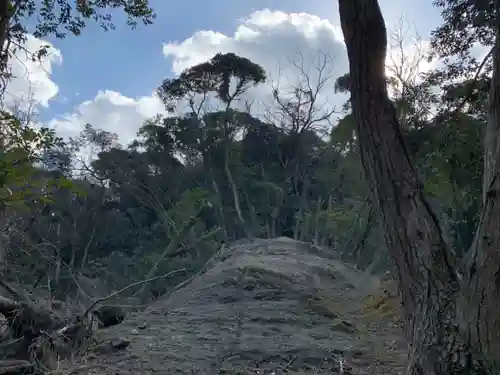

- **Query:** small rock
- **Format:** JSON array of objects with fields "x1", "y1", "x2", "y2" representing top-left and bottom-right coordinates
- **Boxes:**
[
  {"x1": 111, "y1": 338, "x2": 130, "y2": 350},
  {"x1": 131, "y1": 328, "x2": 139, "y2": 335},
  {"x1": 92, "y1": 305, "x2": 126, "y2": 328},
  {"x1": 93, "y1": 338, "x2": 130, "y2": 354},
  {"x1": 137, "y1": 323, "x2": 148, "y2": 330}
]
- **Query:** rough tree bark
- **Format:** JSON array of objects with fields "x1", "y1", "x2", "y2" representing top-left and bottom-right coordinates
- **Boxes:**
[
  {"x1": 338, "y1": 0, "x2": 500, "y2": 373},
  {"x1": 461, "y1": 0, "x2": 500, "y2": 367}
]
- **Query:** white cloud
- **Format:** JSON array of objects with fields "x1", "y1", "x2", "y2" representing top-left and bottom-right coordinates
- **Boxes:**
[
  {"x1": 162, "y1": 9, "x2": 349, "y2": 130},
  {"x1": 4, "y1": 34, "x2": 62, "y2": 109},
  {"x1": 48, "y1": 9, "x2": 454, "y2": 147},
  {"x1": 48, "y1": 89, "x2": 164, "y2": 145},
  {"x1": 49, "y1": 9, "x2": 351, "y2": 146},
  {"x1": 163, "y1": 9, "x2": 346, "y2": 77}
]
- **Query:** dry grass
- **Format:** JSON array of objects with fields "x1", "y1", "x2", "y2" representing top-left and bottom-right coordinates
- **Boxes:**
[
  {"x1": 330, "y1": 278, "x2": 407, "y2": 375},
  {"x1": 302, "y1": 287, "x2": 346, "y2": 319},
  {"x1": 357, "y1": 279, "x2": 401, "y2": 321}
]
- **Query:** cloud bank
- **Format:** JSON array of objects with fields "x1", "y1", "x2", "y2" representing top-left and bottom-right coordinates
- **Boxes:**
[{"x1": 13, "y1": 10, "x2": 456, "y2": 147}]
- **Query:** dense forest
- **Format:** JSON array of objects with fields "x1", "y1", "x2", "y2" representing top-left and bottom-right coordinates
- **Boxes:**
[
  {"x1": 1, "y1": 38, "x2": 482, "y2": 301},
  {"x1": 0, "y1": 1, "x2": 484, "y2": 295},
  {"x1": 0, "y1": 0, "x2": 496, "y2": 373}
]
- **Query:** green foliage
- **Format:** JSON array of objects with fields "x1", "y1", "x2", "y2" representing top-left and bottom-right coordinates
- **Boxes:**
[
  {"x1": 158, "y1": 52, "x2": 266, "y2": 107},
  {"x1": 0, "y1": 110, "x2": 75, "y2": 209},
  {"x1": 431, "y1": 0, "x2": 494, "y2": 57},
  {"x1": 330, "y1": 114, "x2": 355, "y2": 149},
  {"x1": 423, "y1": 0, "x2": 493, "y2": 119},
  {"x1": 167, "y1": 188, "x2": 212, "y2": 227},
  {"x1": 12, "y1": 0, "x2": 155, "y2": 40},
  {"x1": 2, "y1": 26, "x2": 490, "y2": 305},
  {"x1": 407, "y1": 114, "x2": 483, "y2": 253},
  {"x1": 0, "y1": 1, "x2": 155, "y2": 92}
]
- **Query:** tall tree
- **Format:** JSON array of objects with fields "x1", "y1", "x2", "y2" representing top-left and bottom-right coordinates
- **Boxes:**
[
  {"x1": 0, "y1": 0, "x2": 156, "y2": 238},
  {"x1": 158, "y1": 52, "x2": 266, "y2": 237},
  {"x1": 338, "y1": 0, "x2": 500, "y2": 373},
  {"x1": 426, "y1": 0, "x2": 492, "y2": 120},
  {"x1": 265, "y1": 51, "x2": 338, "y2": 239}
]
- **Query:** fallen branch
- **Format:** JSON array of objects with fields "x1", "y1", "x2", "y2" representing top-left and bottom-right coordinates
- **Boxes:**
[
  {"x1": 29, "y1": 241, "x2": 93, "y2": 301},
  {"x1": 0, "y1": 359, "x2": 32, "y2": 374},
  {"x1": 0, "y1": 294, "x2": 56, "y2": 336},
  {"x1": 56, "y1": 268, "x2": 186, "y2": 336},
  {"x1": 81, "y1": 268, "x2": 186, "y2": 321},
  {"x1": 0, "y1": 279, "x2": 31, "y2": 303},
  {"x1": 0, "y1": 295, "x2": 20, "y2": 313},
  {"x1": 138, "y1": 209, "x2": 204, "y2": 295},
  {"x1": 0, "y1": 266, "x2": 185, "y2": 374}
]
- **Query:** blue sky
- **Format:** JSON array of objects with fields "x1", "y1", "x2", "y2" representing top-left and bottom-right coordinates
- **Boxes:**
[
  {"x1": 45, "y1": 0, "x2": 341, "y2": 117},
  {"x1": 8, "y1": 0, "x2": 444, "y2": 144}
]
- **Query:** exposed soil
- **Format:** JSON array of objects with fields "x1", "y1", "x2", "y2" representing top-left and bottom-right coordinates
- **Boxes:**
[{"x1": 78, "y1": 237, "x2": 407, "y2": 374}]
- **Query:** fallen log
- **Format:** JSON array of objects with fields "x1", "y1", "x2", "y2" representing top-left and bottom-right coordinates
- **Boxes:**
[
  {"x1": 0, "y1": 359, "x2": 32, "y2": 374},
  {"x1": 0, "y1": 295, "x2": 58, "y2": 337}
]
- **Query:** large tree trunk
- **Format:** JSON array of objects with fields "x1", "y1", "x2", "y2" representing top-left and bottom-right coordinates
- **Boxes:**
[
  {"x1": 460, "y1": 0, "x2": 500, "y2": 366},
  {"x1": 337, "y1": 0, "x2": 499, "y2": 373}
]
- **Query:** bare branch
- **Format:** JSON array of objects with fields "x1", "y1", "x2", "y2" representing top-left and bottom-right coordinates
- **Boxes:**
[
  {"x1": 265, "y1": 49, "x2": 340, "y2": 135},
  {"x1": 80, "y1": 268, "x2": 187, "y2": 320}
]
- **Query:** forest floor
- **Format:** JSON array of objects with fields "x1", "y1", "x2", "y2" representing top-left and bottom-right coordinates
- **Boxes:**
[{"x1": 74, "y1": 237, "x2": 407, "y2": 375}]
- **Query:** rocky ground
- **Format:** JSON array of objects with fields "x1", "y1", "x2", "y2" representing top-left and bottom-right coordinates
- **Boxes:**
[{"x1": 76, "y1": 237, "x2": 407, "y2": 375}]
